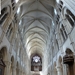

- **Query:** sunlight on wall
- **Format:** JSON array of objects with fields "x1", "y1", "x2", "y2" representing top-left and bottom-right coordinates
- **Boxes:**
[
  {"x1": 40, "y1": 72, "x2": 43, "y2": 75},
  {"x1": 17, "y1": 7, "x2": 20, "y2": 14},
  {"x1": 56, "y1": 0, "x2": 59, "y2": 3},
  {"x1": 15, "y1": 0, "x2": 19, "y2": 3}
]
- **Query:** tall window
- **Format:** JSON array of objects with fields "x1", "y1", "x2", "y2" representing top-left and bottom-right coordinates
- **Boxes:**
[
  {"x1": 33, "y1": 56, "x2": 40, "y2": 63},
  {"x1": 65, "y1": 9, "x2": 75, "y2": 27},
  {"x1": 11, "y1": 0, "x2": 15, "y2": 10},
  {"x1": 65, "y1": 14, "x2": 74, "y2": 27},
  {"x1": 6, "y1": 23, "x2": 13, "y2": 39},
  {"x1": 0, "y1": 7, "x2": 8, "y2": 25},
  {"x1": 58, "y1": 0, "x2": 63, "y2": 12},
  {"x1": 60, "y1": 24, "x2": 67, "y2": 41},
  {"x1": 31, "y1": 54, "x2": 42, "y2": 71},
  {"x1": 66, "y1": 9, "x2": 75, "y2": 22}
]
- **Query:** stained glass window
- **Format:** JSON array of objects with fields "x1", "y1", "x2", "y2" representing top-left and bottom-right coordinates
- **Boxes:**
[{"x1": 33, "y1": 56, "x2": 40, "y2": 63}]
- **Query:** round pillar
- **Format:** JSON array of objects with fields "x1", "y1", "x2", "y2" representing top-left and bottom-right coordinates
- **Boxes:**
[
  {"x1": 12, "y1": 66, "x2": 16, "y2": 75},
  {"x1": 4, "y1": 61, "x2": 11, "y2": 75},
  {"x1": 56, "y1": 66, "x2": 63, "y2": 75}
]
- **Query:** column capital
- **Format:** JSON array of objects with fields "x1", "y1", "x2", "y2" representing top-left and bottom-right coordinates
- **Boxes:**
[
  {"x1": 11, "y1": 65, "x2": 16, "y2": 69},
  {"x1": 4, "y1": 61, "x2": 11, "y2": 66},
  {"x1": 56, "y1": 65, "x2": 62, "y2": 72},
  {"x1": 56, "y1": 66, "x2": 62, "y2": 69}
]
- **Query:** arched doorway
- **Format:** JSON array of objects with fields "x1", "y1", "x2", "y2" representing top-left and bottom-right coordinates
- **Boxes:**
[
  {"x1": 0, "y1": 47, "x2": 7, "y2": 75},
  {"x1": 63, "y1": 48, "x2": 74, "y2": 75}
]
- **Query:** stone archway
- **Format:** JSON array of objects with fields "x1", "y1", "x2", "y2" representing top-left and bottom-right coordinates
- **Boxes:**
[
  {"x1": 0, "y1": 47, "x2": 7, "y2": 60},
  {"x1": 0, "y1": 47, "x2": 8, "y2": 75},
  {"x1": 63, "y1": 48, "x2": 74, "y2": 75}
]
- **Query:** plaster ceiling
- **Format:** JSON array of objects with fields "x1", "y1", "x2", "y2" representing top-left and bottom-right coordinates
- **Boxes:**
[{"x1": 18, "y1": 0, "x2": 56, "y2": 57}]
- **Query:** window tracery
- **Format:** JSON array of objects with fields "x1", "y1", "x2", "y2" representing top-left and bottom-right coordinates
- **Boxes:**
[{"x1": 31, "y1": 54, "x2": 42, "y2": 71}]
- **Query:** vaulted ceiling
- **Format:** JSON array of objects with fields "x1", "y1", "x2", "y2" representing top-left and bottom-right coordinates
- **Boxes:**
[{"x1": 18, "y1": 0, "x2": 57, "y2": 57}]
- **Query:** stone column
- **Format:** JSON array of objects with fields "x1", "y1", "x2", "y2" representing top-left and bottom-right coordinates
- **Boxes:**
[
  {"x1": 16, "y1": 68, "x2": 20, "y2": 75},
  {"x1": 56, "y1": 58, "x2": 63, "y2": 75},
  {"x1": 12, "y1": 66, "x2": 16, "y2": 75},
  {"x1": 23, "y1": 72, "x2": 25, "y2": 75},
  {"x1": 19, "y1": 69, "x2": 22, "y2": 75},
  {"x1": 20, "y1": 70, "x2": 22, "y2": 75},
  {"x1": 63, "y1": 64, "x2": 67, "y2": 75},
  {"x1": 56, "y1": 66, "x2": 63, "y2": 75},
  {"x1": 56, "y1": 32, "x2": 62, "y2": 49},
  {"x1": 4, "y1": 61, "x2": 11, "y2": 75},
  {"x1": 53, "y1": 68, "x2": 57, "y2": 75},
  {"x1": 22, "y1": 71, "x2": 24, "y2": 75}
]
